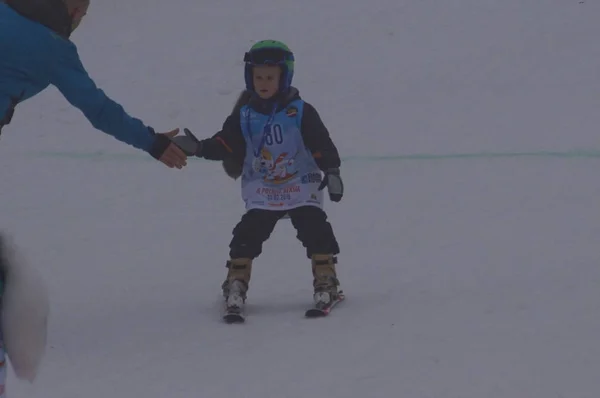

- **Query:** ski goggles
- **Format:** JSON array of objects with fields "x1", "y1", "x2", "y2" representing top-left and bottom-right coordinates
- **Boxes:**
[{"x1": 243, "y1": 48, "x2": 294, "y2": 65}]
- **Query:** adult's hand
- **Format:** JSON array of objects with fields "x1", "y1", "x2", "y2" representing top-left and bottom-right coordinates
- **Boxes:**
[{"x1": 149, "y1": 128, "x2": 188, "y2": 169}]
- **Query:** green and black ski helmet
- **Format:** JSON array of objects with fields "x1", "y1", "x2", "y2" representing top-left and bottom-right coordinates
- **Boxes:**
[{"x1": 244, "y1": 40, "x2": 295, "y2": 92}]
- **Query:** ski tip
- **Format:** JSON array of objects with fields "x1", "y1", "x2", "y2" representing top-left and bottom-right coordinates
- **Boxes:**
[
  {"x1": 223, "y1": 314, "x2": 245, "y2": 324},
  {"x1": 304, "y1": 309, "x2": 327, "y2": 318}
]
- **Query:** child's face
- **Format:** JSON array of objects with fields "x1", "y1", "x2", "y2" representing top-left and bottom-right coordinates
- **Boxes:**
[{"x1": 252, "y1": 65, "x2": 281, "y2": 99}]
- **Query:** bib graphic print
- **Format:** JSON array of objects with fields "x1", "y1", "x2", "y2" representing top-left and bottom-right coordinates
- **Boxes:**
[{"x1": 240, "y1": 100, "x2": 324, "y2": 211}]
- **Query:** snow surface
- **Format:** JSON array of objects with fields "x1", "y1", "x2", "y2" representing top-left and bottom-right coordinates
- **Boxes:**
[{"x1": 1, "y1": 0, "x2": 600, "y2": 397}]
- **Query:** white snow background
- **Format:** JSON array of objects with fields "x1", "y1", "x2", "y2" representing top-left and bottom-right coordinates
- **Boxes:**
[{"x1": 1, "y1": 0, "x2": 599, "y2": 397}]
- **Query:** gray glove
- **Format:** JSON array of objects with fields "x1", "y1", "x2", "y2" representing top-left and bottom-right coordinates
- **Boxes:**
[
  {"x1": 318, "y1": 168, "x2": 344, "y2": 202},
  {"x1": 171, "y1": 128, "x2": 203, "y2": 157}
]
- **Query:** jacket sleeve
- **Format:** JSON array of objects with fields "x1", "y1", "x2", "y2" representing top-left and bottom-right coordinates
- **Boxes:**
[
  {"x1": 300, "y1": 102, "x2": 341, "y2": 170},
  {"x1": 199, "y1": 109, "x2": 246, "y2": 161},
  {"x1": 49, "y1": 41, "x2": 156, "y2": 152}
]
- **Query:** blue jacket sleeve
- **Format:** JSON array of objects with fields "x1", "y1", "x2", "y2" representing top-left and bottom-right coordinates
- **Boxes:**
[{"x1": 49, "y1": 41, "x2": 156, "y2": 152}]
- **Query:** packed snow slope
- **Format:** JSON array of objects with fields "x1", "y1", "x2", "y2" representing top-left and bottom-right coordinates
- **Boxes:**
[{"x1": 1, "y1": 0, "x2": 599, "y2": 397}]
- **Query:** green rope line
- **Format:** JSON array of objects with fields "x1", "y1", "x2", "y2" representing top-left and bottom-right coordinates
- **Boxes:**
[{"x1": 28, "y1": 149, "x2": 600, "y2": 163}]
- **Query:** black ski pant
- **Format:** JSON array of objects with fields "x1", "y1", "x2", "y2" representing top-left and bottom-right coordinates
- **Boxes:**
[{"x1": 229, "y1": 206, "x2": 340, "y2": 259}]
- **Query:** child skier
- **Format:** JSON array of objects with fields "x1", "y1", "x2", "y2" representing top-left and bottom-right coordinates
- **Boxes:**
[{"x1": 174, "y1": 40, "x2": 345, "y2": 320}]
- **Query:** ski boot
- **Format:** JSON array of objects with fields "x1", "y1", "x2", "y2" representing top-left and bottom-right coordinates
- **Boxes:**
[
  {"x1": 305, "y1": 254, "x2": 344, "y2": 317},
  {"x1": 221, "y1": 258, "x2": 252, "y2": 323},
  {"x1": 311, "y1": 254, "x2": 343, "y2": 307}
]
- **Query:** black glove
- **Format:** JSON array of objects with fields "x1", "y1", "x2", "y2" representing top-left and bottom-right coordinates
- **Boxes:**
[
  {"x1": 147, "y1": 129, "x2": 173, "y2": 161},
  {"x1": 171, "y1": 128, "x2": 204, "y2": 157},
  {"x1": 318, "y1": 168, "x2": 343, "y2": 202}
]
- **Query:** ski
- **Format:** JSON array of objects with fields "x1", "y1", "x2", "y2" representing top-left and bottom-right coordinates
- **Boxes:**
[
  {"x1": 305, "y1": 291, "x2": 345, "y2": 318},
  {"x1": 223, "y1": 305, "x2": 245, "y2": 323},
  {"x1": 222, "y1": 288, "x2": 246, "y2": 324},
  {"x1": 221, "y1": 291, "x2": 345, "y2": 321}
]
